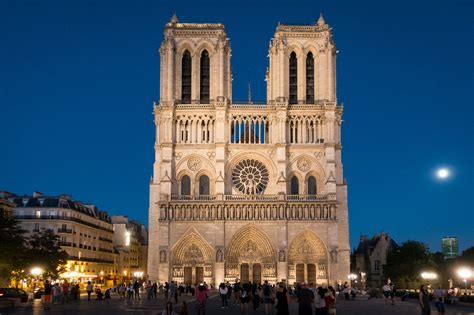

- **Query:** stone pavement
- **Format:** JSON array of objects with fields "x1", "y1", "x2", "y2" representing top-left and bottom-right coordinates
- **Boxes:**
[{"x1": 4, "y1": 292, "x2": 474, "y2": 315}]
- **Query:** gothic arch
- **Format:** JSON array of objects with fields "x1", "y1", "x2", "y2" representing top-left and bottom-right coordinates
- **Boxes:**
[
  {"x1": 226, "y1": 224, "x2": 275, "y2": 264},
  {"x1": 286, "y1": 45, "x2": 303, "y2": 59},
  {"x1": 288, "y1": 230, "x2": 328, "y2": 264},
  {"x1": 287, "y1": 171, "x2": 304, "y2": 195},
  {"x1": 171, "y1": 227, "x2": 214, "y2": 265},
  {"x1": 195, "y1": 39, "x2": 216, "y2": 57},
  {"x1": 302, "y1": 44, "x2": 318, "y2": 57},
  {"x1": 176, "y1": 154, "x2": 216, "y2": 175},
  {"x1": 288, "y1": 154, "x2": 326, "y2": 194}
]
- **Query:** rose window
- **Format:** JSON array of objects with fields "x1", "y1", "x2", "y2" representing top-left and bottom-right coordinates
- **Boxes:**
[{"x1": 232, "y1": 159, "x2": 269, "y2": 195}]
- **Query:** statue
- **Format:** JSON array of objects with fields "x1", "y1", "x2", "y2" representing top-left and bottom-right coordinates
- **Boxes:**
[
  {"x1": 278, "y1": 249, "x2": 286, "y2": 262},
  {"x1": 330, "y1": 249, "x2": 338, "y2": 263},
  {"x1": 216, "y1": 249, "x2": 224, "y2": 263},
  {"x1": 160, "y1": 250, "x2": 167, "y2": 263}
]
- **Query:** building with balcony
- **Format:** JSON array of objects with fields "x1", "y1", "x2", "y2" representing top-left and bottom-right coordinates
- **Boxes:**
[
  {"x1": 5, "y1": 191, "x2": 117, "y2": 286},
  {"x1": 111, "y1": 215, "x2": 148, "y2": 281},
  {"x1": 148, "y1": 14, "x2": 350, "y2": 286}
]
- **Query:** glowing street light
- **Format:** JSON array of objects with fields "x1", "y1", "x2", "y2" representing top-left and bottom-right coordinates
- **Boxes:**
[
  {"x1": 421, "y1": 272, "x2": 438, "y2": 281},
  {"x1": 30, "y1": 267, "x2": 43, "y2": 277},
  {"x1": 348, "y1": 273, "x2": 357, "y2": 288},
  {"x1": 457, "y1": 268, "x2": 472, "y2": 292},
  {"x1": 133, "y1": 271, "x2": 144, "y2": 279}
]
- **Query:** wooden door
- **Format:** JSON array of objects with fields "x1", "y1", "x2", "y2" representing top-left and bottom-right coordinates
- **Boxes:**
[
  {"x1": 296, "y1": 264, "x2": 304, "y2": 283},
  {"x1": 307, "y1": 264, "x2": 316, "y2": 284},
  {"x1": 184, "y1": 267, "x2": 192, "y2": 285},
  {"x1": 240, "y1": 263, "x2": 249, "y2": 283},
  {"x1": 252, "y1": 263, "x2": 261, "y2": 284},
  {"x1": 195, "y1": 267, "x2": 204, "y2": 284}
]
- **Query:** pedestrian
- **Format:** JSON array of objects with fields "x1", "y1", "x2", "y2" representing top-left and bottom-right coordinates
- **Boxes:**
[
  {"x1": 382, "y1": 282, "x2": 391, "y2": 305},
  {"x1": 86, "y1": 281, "x2": 93, "y2": 301},
  {"x1": 262, "y1": 280, "x2": 273, "y2": 314},
  {"x1": 433, "y1": 284, "x2": 446, "y2": 315},
  {"x1": 314, "y1": 286, "x2": 327, "y2": 315},
  {"x1": 240, "y1": 282, "x2": 251, "y2": 314},
  {"x1": 179, "y1": 301, "x2": 189, "y2": 315},
  {"x1": 146, "y1": 280, "x2": 153, "y2": 300},
  {"x1": 234, "y1": 281, "x2": 242, "y2": 305},
  {"x1": 153, "y1": 282, "x2": 158, "y2": 298},
  {"x1": 226, "y1": 282, "x2": 233, "y2": 302},
  {"x1": 419, "y1": 284, "x2": 431, "y2": 315},
  {"x1": 52, "y1": 283, "x2": 61, "y2": 304},
  {"x1": 252, "y1": 283, "x2": 261, "y2": 311},
  {"x1": 61, "y1": 280, "x2": 70, "y2": 304},
  {"x1": 164, "y1": 282, "x2": 170, "y2": 301},
  {"x1": 170, "y1": 281, "x2": 178, "y2": 304},
  {"x1": 296, "y1": 282, "x2": 314, "y2": 315},
  {"x1": 162, "y1": 301, "x2": 177, "y2": 315},
  {"x1": 275, "y1": 282, "x2": 289, "y2": 315},
  {"x1": 325, "y1": 286, "x2": 336, "y2": 315},
  {"x1": 195, "y1": 283, "x2": 208, "y2": 315},
  {"x1": 133, "y1": 280, "x2": 141, "y2": 300},
  {"x1": 219, "y1": 282, "x2": 229, "y2": 308},
  {"x1": 43, "y1": 280, "x2": 52, "y2": 310}
]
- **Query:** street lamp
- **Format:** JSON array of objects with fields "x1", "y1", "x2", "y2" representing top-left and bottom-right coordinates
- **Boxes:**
[
  {"x1": 360, "y1": 272, "x2": 366, "y2": 290},
  {"x1": 457, "y1": 268, "x2": 472, "y2": 293},
  {"x1": 133, "y1": 271, "x2": 144, "y2": 279},
  {"x1": 348, "y1": 274, "x2": 357, "y2": 288},
  {"x1": 421, "y1": 272, "x2": 438, "y2": 289},
  {"x1": 30, "y1": 267, "x2": 43, "y2": 293}
]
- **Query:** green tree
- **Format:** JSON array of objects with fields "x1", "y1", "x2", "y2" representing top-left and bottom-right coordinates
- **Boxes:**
[
  {"x1": 27, "y1": 229, "x2": 68, "y2": 279},
  {"x1": 0, "y1": 208, "x2": 28, "y2": 284},
  {"x1": 384, "y1": 240, "x2": 437, "y2": 284}
]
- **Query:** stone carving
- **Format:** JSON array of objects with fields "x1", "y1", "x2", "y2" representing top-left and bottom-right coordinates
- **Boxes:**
[
  {"x1": 267, "y1": 149, "x2": 276, "y2": 158},
  {"x1": 330, "y1": 249, "x2": 338, "y2": 263},
  {"x1": 314, "y1": 151, "x2": 324, "y2": 159},
  {"x1": 186, "y1": 244, "x2": 203, "y2": 260},
  {"x1": 187, "y1": 157, "x2": 202, "y2": 171},
  {"x1": 207, "y1": 151, "x2": 216, "y2": 160},
  {"x1": 297, "y1": 157, "x2": 312, "y2": 172},
  {"x1": 159, "y1": 250, "x2": 167, "y2": 263},
  {"x1": 278, "y1": 249, "x2": 286, "y2": 262},
  {"x1": 216, "y1": 249, "x2": 224, "y2": 263}
]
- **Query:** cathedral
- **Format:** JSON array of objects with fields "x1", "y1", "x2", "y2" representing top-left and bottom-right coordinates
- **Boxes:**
[{"x1": 147, "y1": 14, "x2": 350, "y2": 286}]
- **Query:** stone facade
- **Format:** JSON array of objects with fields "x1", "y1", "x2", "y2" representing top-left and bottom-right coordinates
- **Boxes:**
[{"x1": 148, "y1": 14, "x2": 350, "y2": 286}]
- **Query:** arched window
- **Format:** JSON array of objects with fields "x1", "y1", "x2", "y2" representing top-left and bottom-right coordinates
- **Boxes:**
[
  {"x1": 199, "y1": 175, "x2": 210, "y2": 195},
  {"x1": 306, "y1": 52, "x2": 314, "y2": 104},
  {"x1": 290, "y1": 176, "x2": 299, "y2": 195},
  {"x1": 308, "y1": 176, "x2": 317, "y2": 195},
  {"x1": 289, "y1": 52, "x2": 298, "y2": 104},
  {"x1": 181, "y1": 50, "x2": 192, "y2": 104},
  {"x1": 181, "y1": 175, "x2": 191, "y2": 196},
  {"x1": 200, "y1": 50, "x2": 210, "y2": 103}
]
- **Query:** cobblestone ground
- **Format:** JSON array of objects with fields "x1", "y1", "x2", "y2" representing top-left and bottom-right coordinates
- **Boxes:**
[{"x1": 3, "y1": 293, "x2": 474, "y2": 315}]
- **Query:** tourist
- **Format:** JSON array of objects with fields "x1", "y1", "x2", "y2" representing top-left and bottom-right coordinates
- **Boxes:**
[
  {"x1": 52, "y1": 283, "x2": 61, "y2": 304},
  {"x1": 162, "y1": 301, "x2": 177, "y2": 315},
  {"x1": 86, "y1": 281, "x2": 93, "y2": 301},
  {"x1": 419, "y1": 284, "x2": 431, "y2": 315},
  {"x1": 219, "y1": 282, "x2": 229, "y2": 308},
  {"x1": 382, "y1": 281, "x2": 391, "y2": 305},
  {"x1": 179, "y1": 301, "x2": 189, "y2": 315},
  {"x1": 170, "y1": 281, "x2": 178, "y2": 304},
  {"x1": 234, "y1": 281, "x2": 242, "y2": 305},
  {"x1": 61, "y1": 280, "x2": 70, "y2": 304},
  {"x1": 325, "y1": 286, "x2": 336, "y2": 315},
  {"x1": 314, "y1": 286, "x2": 327, "y2": 315},
  {"x1": 226, "y1": 282, "x2": 233, "y2": 302},
  {"x1": 133, "y1": 280, "x2": 141, "y2": 300},
  {"x1": 251, "y1": 283, "x2": 261, "y2": 311},
  {"x1": 153, "y1": 282, "x2": 158, "y2": 298},
  {"x1": 275, "y1": 282, "x2": 289, "y2": 315},
  {"x1": 43, "y1": 280, "x2": 52, "y2": 310},
  {"x1": 433, "y1": 284, "x2": 446, "y2": 315},
  {"x1": 164, "y1": 282, "x2": 170, "y2": 301},
  {"x1": 263, "y1": 280, "x2": 273, "y2": 314},
  {"x1": 240, "y1": 282, "x2": 251, "y2": 314},
  {"x1": 296, "y1": 282, "x2": 314, "y2": 315},
  {"x1": 195, "y1": 283, "x2": 208, "y2": 315}
]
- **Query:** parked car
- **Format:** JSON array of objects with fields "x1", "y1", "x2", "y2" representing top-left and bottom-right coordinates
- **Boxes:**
[
  {"x1": 34, "y1": 288, "x2": 44, "y2": 299},
  {"x1": 0, "y1": 288, "x2": 29, "y2": 306}
]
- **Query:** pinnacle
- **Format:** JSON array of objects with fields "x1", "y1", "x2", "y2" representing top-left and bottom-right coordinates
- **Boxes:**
[
  {"x1": 317, "y1": 12, "x2": 325, "y2": 26},
  {"x1": 170, "y1": 13, "x2": 179, "y2": 23}
]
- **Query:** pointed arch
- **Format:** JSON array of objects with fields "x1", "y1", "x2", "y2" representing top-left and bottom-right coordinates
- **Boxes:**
[
  {"x1": 288, "y1": 230, "x2": 328, "y2": 264},
  {"x1": 181, "y1": 50, "x2": 192, "y2": 103},
  {"x1": 171, "y1": 228, "x2": 214, "y2": 265},
  {"x1": 289, "y1": 51, "x2": 298, "y2": 104},
  {"x1": 226, "y1": 224, "x2": 275, "y2": 264},
  {"x1": 200, "y1": 50, "x2": 210, "y2": 103},
  {"x1": 306, "y1": 51, "x2": 315, "y2": 104}
]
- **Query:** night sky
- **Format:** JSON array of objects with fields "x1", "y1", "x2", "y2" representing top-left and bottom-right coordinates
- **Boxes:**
[{"x1": 1, "y1": 0, "x2": 472, "y2": 252}]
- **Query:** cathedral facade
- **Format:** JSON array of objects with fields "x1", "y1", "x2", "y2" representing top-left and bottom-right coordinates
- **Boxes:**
[{"x1": 148, "y1": 14, "x2": 350, "y2": 286}]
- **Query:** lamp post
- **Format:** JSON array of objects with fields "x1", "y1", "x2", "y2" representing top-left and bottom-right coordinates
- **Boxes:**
[
  {"x1": 30, "y1": 267, "x2": 43, "y2": 293},
  {"x1": 457, "y1": 268, "x2": 472, "y2": 293}
]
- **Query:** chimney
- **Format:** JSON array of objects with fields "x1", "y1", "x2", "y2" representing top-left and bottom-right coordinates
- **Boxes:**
[{"x1": 33, "y1": 191, "x2": 44, "y2": 198}]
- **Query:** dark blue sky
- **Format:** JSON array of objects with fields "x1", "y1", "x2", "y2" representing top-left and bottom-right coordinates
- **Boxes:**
[{"x1": 1, "y1": 0, "x2": 473, "y2": 252}]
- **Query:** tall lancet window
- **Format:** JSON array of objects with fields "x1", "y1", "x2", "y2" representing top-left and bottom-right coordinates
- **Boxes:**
[
  {"x1": 181, "y1": 175, "x2": 191, "y2": 196},
  {"x1": 306, "y1": 52, "x2": 314, "y2": 104},
  {"x1": 290, "y1": 176, "x2": 299, "y2": 195},
  {"x1": 289, "y1": 52, "x2": 298, "y2": 104},
  {"x1": 181, "y1": 50, "x2": 192, "y2": 104},
  {"x1": 200, "y1": 50, "x2": 210, "y2": 103}
]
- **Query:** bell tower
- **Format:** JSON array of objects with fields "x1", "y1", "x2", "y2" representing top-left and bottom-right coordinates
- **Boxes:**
[
  {"x1": 159, "y1": 14, "x2": 232, "y2": 105},
  {"x1": 266, "y1": 14, "x2": 336, "y2": 104}
]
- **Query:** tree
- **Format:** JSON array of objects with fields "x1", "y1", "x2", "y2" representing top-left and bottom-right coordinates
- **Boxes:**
[
  {"x1": 384, "y1": 240, "x2": 437, "y2": 284},
  {"x1": 0, "y1": 208, "x2": 28, "y2": 284},
  {"x1": 26, "y1": 229, "x2": 68, "y2": 279}
]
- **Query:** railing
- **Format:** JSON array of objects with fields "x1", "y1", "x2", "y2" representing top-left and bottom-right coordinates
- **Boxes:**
[
  {"x1": 169, "y1": 194, "x2": 334, "y2": 202},
  {"x1": 68, "y1": 256, "x2": 115, "y2": 264},
  {"x1": 14, "y1": 215, "x2": 114, "y2": 234},
  {"x1": 98, "y1": 248, "x2": 114, "y2": 253},
  {"x1": 58, "y1": 228, "x2": 73, "y2": 234},
  {"x1": 59, "y1": 242, "x2": 72, "y2": 247},
  {"x1": 99, "y1": 236, "x2": 113, "y2": 243}
]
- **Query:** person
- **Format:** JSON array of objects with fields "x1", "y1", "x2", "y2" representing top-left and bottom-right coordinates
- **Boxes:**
[
  {"x1": 52, "y1": 283, "x2": 61, "y2": 304},
  {"x1": 325, "y1": 286, "x2": 336, "y2": 315},
  {"x1": 240, "y1": 282, "x2": 251, "y2": 314},
  {"x1": 153, "y1": 282, "x2": 158, "y2": 299},
  {"x1": 275, "y1": 282, "x2": 289, "y2": 315},
  {"x1": 234, "y1": 281, "x2": 242, "y2": 305},
  {"x1": 419, "y1": 284, "x2": 431, "y2": 315},
  {"x1": 146, "y1": 280, "x2": 153, "y2": 300},
  {"x1": 296, "y1": 282, "x2": 314, "y2": 315},
  {"x1": 162, "y1": 301, "x2": 177, "y2": 315},
  {"x1": 164, "y1": 282, "x2": 170, "y2": 301},
  {"x1": 219, "y1": 282, "x2": 229, "y2": 308},
  {"x1": 195, "y1": 283, "x2": 208, "y2": 315},
  {"x1": 433, "y1": 285, "x2": 446, "y2": 315},
  {"x1": 251, "y1": 283, "x2": 261, "y2": 311},
  {"x1": 96, "y1": 287, "x2": 103, "y2": 300},
  {"x1": 86, "y1": 281, "x2": 93, "y2": 301},
  {"x1": 382, "y1": 282, "x2": 391, "y2": 305},
  {"x1": 389, "y1": 283, "x2": 395, "y2": 305},
  {"x1": 105, "y1": 288, "x2": 111, "y2": 299},
  {"x1": 133, "y1": 280, "x2": 141, "y2": 300},
  {"x1": 43, "y1": 280, "x2": 52, "y2": 310},
  {"x1": 262, "y1": 280, "x2": 273, "y2": 314},
  {"x1": 314, "y1": 286, "x2": 327, "y2": 315},
  {"x1": 179, "y1": 301, "x2": 189, "y2": 315},
  {"x1": 170, "y1": 281, "x2": 178, "y2": 304},
  {"x1": 61, "y1": 281, "x2": 70, "y2": 304}
]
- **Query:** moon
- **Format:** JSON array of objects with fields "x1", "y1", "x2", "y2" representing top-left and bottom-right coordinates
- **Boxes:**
[{"x1": 436, "y1": 168, "x2": 450, "y2": 179}]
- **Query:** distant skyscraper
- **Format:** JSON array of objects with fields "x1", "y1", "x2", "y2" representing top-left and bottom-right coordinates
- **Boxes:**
[{"x1": 442, "y1": 237, "x2": 459, "y2": 259}]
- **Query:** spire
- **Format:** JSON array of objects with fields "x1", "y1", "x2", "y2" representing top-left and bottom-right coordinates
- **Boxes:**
[
  {"x1": 317, "y1": 12, "x2": 325, "y2": 26},
  {"x1": 170, "y1": 13, "x2": 179, "y2": 24},
  {"x1": 247, "y1": 69, "x2": 253, "y2": 104}
]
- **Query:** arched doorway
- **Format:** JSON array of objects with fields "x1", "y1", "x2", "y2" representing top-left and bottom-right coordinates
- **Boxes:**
[
  {"x1": 225, "y1": 225, "x2": 276, "y2": 284},
  {"x1": 288, "y1": 230, "x2": 329, "y2": 285},
  {"x1": 171, "y1": 230, "x2": 214, "y2": 285}
]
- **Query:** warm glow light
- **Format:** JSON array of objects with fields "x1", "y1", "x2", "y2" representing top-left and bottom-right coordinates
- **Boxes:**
[
  {"x1": 125, "y1": 231, "x2": 131, "y2": 246},
  {"x1": 436, "y1": 168, "x2": 450, "y2": 179},
  {"x1": 348, "y1": 273, "x2": 358, "y2": 280},
  {"x1": 133, "y1": 271, "x2": 144, "y2": 278},
  {"x1": 30, "y1": 267, "x2": 43, "y2": 276},
  {"x1": 421, "y1": 272, "x2": 438, "y2": 280},
  {"x1": 457, "y1": 268, "x2": 472, "y2": 280}
]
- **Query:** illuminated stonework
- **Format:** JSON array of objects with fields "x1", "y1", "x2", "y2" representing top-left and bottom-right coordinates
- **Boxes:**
[{"x1": 232, "y1": 159, "x2": 269, "y2": 194}]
